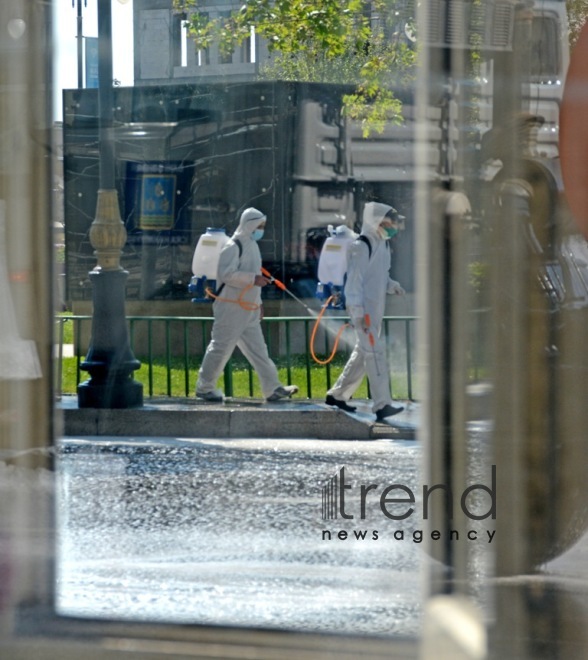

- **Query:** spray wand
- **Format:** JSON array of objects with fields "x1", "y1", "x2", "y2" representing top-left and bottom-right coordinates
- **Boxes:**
[
  {"x1": 261, "y1": 267, "x2": 317, "y2": 316},
  {"x1": 261, "y1": 267, "x2": 349, "y2": 365}
]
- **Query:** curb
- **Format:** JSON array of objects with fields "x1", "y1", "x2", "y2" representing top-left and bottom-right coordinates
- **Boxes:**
[{"x1": 57, "y1": 397, "x2": 418, "y2": 441}]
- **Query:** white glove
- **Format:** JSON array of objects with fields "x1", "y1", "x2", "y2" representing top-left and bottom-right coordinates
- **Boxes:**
[{"x1": 389, "y1": 280, "x2": 405, "y2": 296}]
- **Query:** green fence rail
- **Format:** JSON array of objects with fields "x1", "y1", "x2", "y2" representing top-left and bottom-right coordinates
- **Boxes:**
[{"x1": 55, "y1": 314, "x2": 419, "y2": 401}]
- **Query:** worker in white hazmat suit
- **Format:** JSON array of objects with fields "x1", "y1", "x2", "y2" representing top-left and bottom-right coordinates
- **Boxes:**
[
  {"x1": 325, "y1": 202, "x2": 405, "y2": 422},
  {"x1": 196, "y1": 207, "x2": 299, "y2": 403}
]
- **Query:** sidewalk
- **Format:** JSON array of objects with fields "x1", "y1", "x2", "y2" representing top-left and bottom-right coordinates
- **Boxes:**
[{"x1": 57, "y1": 395, "x2": 420, "y2": 440}]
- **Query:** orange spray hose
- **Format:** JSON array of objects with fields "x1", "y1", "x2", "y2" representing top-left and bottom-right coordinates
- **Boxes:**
[
  {"x1": 310, "y1": 298, "x2": 349, "y2": 365},
  {"x1": 204, "y1": 284, "x2": 260, "y2": 311},
  {"x1": 261, "y1": 267, "x2": 349, "y2": 365}
]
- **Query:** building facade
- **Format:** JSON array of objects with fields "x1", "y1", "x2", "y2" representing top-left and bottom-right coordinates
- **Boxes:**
[{"x1": 134, "y1": 0, "x2": 273, "y2": 85}]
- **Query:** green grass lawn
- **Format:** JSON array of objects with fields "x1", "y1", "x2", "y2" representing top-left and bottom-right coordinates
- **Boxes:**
[
  {"x1": 56, "y1": 312, "x2": 74, "y2": 345},
  {"x1": 58, "y1": 354, "x2": 412, "y2": 400}
]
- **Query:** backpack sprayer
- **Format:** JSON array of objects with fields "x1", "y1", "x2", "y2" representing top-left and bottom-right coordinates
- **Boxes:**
[
  {"x1": 189, "y1": 231, "x2": 259, "y2": 310},
  {"x1": 315, "y1": 224, "x2": 357, "y2": 310},
  {"x1": 188, "y1": 228, "x2": 229, "y2": 302}
]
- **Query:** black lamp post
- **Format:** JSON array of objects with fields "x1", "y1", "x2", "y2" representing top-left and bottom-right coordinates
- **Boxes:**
[{"x1": 77, "y1": 0, "x2": 143, "y2": 408}]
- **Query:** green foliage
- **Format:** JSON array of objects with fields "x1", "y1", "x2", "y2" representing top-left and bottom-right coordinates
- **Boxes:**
[
  {"x1": 343, "y1": 86, "x2": 403, "y2": 137},
  {"x1": 566, "y1": 0, "x2": 588, "y2": 48},
  {"x1": 176, "y1": 0, "x2": 372, "y2": 57},
  {"x1": 468, "y1": 260, "x2": 488, "y2": 298},
  {"x1": 55, "y1": 243, "x2": 66, "y2": 264},
  {"x1": 173, "y1": 0, "x2": 417, "y2": 134}
]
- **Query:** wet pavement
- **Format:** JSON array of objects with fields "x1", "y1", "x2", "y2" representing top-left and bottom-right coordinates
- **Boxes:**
[
  {"x1": 55, "y1": 435, "x2": 426, "y2": 636},
  {"x1": 54, "y1": 419, "x2": 497, "y2": 639},
  {"x1": 2, "y1": 401, "x2": 588, "y2": 657}
]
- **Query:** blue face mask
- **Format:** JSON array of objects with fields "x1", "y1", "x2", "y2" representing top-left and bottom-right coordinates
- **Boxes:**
[{"x1": 252, "y1": 229, "x2": 264, "y2": 241}]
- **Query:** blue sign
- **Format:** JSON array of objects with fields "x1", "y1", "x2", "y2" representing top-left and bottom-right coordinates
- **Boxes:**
[
  {"x1": 85, "y1": 37, "x2": 99, "y2": 89},
  {"x1": 139, "y1": 174, "x2": 177, "y2": 230}
]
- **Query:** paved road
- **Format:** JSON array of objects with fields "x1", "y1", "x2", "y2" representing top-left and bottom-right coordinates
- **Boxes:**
[{"x1": 55, "y1": 427, "x2": 497, "y2": 639}]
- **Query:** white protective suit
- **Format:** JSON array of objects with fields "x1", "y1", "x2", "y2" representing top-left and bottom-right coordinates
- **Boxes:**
[
  {"x1": 326, "y1": 202, "x2": 404, "y2": 412},
  {"x1": 196, "y1": 208, "x2": 283, "y2": 398}
]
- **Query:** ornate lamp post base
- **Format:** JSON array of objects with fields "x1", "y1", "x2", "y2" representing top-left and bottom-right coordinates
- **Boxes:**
[
  {"x1": 78, "y1": 377, "x2": 143, "y2": 409},
  {"x1": 78, "y1": 268, "x2": 143, "y2": 409}
]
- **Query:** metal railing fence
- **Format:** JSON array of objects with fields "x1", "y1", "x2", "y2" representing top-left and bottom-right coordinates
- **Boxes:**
[{"x1": 55, "y1": 314, "x2": 422, "y2": 401}]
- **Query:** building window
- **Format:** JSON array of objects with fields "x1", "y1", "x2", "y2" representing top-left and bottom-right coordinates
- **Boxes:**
[
  {"x1": 173, "y1": 12, "x2": 187, "y2": 67},
  {"x1": 241, "y1": 26, "x2": 256, "y2": 64},
  {"x1": 529, "y1": 16, "x2": 560, "y2": 81}
]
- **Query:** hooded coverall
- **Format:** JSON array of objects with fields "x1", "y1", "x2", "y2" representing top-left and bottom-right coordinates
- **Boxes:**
[
  {"x1": 196, "y1": 208, "x2": 284, "y2": 399},
  {"x1": 326, "y1": 202, "x2": 404, "y2": 413}
]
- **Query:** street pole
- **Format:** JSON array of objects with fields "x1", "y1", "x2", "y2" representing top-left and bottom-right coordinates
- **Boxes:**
[
  {"x1": 76, "y1": 0, "x2": 84, "y2": 88},
  {"x1": 77, "y1": 0, "x2": 143, "y2": 408}
]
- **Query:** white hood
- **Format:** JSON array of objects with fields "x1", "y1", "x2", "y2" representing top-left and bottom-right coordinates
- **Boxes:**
[
  {"x1": 361, "y1": 202, "x2": 394, "y2": 233},
  {"x1": 235, "y1": 207, "x2": 266, "y2": 237}
]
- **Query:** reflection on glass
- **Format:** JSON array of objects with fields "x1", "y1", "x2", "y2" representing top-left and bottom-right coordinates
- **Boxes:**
[
  {"x1": 2, "y1": 0, "x2": 588, "y2": 658},
  {"x1": 0, "y1": 204, "x2": 41, "y2": 381}
]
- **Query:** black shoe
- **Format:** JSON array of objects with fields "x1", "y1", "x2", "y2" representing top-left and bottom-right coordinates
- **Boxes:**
[
  {"x1": 325, "y1": 394, "x2": 356, "y2": 413},
  {"x1": 375, "y1": 404, "x2": 404, "y2": 422}
]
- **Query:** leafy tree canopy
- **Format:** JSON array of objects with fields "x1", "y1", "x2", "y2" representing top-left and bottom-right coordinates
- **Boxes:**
[
  {"x1": 566, "y1": 0, "x2": 588, "y2": 48},
  {"x1": 173, "y1": 0, "x2": 417, "y2": 134}
]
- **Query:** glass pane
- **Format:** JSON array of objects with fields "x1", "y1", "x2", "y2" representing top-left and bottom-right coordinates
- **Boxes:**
[{"x1": 3, "y1": 1, "x2": 588, "y2": 659}]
